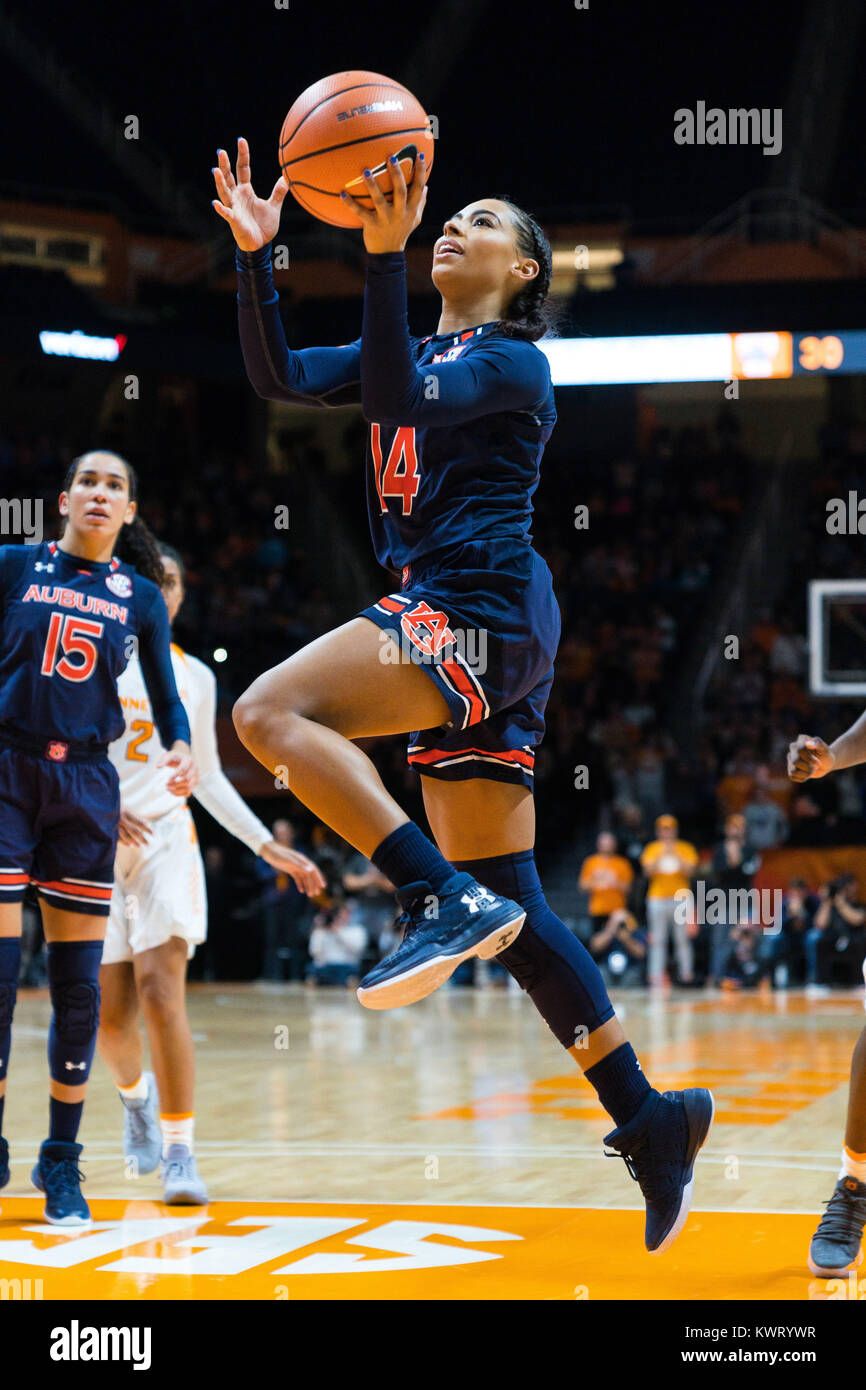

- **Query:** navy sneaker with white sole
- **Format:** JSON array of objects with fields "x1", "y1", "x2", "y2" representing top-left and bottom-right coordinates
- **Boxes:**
[
  {"x1": 357, "y1": 874, "x2": 526, "y2": 1010},
  {"x1": 604, "y1": 1087, "x2": 714, "y2": 1253},
  {"x1": 809, "y1": 1176, "x2": 866, "y2": 1277},
  {"x1": 31, "y1": 1139, "x2": 90, "y2": 1227}
]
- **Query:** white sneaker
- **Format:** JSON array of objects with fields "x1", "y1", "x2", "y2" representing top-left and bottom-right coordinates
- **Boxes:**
[
  {"x1": 121, "y1": 1072, "x2": 161, "y2": 1176},
  {"x1": 161, "y1": 1144, "x2": 208, "y2": 1205}
]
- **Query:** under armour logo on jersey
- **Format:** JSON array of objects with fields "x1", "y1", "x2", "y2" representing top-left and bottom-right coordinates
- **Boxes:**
[
  {"x1": 34, "y1": 561, "x2": 54, "y2": 572},
  {"x1": 461, "y1": 886, "x2": 498, "y2": 914},
  {"x1": 64, "y1": 1060, "x2": 87, "y2": 1071}
]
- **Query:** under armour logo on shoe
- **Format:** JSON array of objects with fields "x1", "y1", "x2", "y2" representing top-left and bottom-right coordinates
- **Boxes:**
[
  {"x1": 64, "y1": 1060, "x2": 87, "y2": 1071},
  {"x1": 461, "y1": 886, "x2": 498, "y2": 914}
]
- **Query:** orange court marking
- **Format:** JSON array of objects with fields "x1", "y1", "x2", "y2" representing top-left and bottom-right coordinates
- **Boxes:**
[
  {"x1": 0, "y1": 1198, "x2": 847, "y2": 1301},
  {"x1": 419, "y1": 1063, "x2": 846, "y2": 1126}
]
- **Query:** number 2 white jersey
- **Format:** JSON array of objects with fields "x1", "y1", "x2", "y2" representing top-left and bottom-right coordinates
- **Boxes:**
[{"x1": 108, "y1": 642, "x2": 271, "y2": 854}]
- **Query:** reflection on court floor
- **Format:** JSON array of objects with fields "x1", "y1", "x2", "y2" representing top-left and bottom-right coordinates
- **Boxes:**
[{"x1": 0, "y1": 984, "x2": 861, "y2": 1299}]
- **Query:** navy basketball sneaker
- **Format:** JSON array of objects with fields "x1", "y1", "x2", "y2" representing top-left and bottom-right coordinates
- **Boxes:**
[
  {"x1": 31, "y1": 1139, "x2": 90, "y2": 1226},
  {"x1": 809, "y1": 1176, "x2": 866, "y2": 1276},
  {"x1": 603, "y1": 1087, "x2": 714, "y2": 1253},
  {"x1": 357, "y1": 873, "x2": 525, "y2": 1010}
]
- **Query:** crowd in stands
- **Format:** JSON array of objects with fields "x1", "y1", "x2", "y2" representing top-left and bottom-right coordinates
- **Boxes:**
[
  {"x1": 577, "y1": 817, "x2": 866, "y2": 994},
  {"x1": 531, "y1": 411, "x2": 755, "y2": 847}
]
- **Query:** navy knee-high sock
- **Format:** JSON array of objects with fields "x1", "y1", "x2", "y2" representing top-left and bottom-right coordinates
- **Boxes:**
[
  {"x1": 372, "y1": 822, "x2": 460, "y2": 895},
  {"x1": 455, "y1": 851, "x2": 653, "y2": 1127},
  {"x1": 0, "y1": 937, "x2": 21, "y2": 1138},
  {"x1": 46, "y1": 940, "x2": 103, "y2": 1144}
]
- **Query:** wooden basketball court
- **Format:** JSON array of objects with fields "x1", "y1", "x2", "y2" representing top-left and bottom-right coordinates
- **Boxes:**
[{"x1": 0, "y1": 982, "x2": 861, "y2": 1300}]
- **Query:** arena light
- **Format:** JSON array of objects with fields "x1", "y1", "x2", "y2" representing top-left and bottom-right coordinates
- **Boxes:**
[
  {"x1": 39, "y1": 329, "x2": 127, "y2": 362},
  {"x1": 540, "y1": 332, "x2": 734, "y2": 385}
]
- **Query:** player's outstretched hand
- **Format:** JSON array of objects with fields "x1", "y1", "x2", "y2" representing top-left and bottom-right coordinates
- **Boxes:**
[
  {"x1": 159, "y1": 744, "x2": 197, "y2": 797},
  {"x1": 118, "y1": 808, "x2": 152, "y2": 847},
  {"x1": 211, "y1": 138, "x2": 288, "y2": 251},
  {"x1": 260, "y1": 840, "x2": 327, "y2": 898},
  {"x1": 341, "y1": 150, "x2": 429, "y2": 254},
  {"x1": 787, "y1": 734, "x2": 835, "y2": 782}
]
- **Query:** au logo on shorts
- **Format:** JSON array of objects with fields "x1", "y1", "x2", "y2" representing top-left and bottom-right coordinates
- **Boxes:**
[
  {"x1": 46, "y1": 741, "x2": 68, "y2": 762},
  {"x1": 400, "y1": 601, "x2": 456, "y2": 659}
]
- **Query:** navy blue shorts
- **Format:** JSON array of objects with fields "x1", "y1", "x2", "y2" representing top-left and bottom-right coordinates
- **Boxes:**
[
  {"x1": 359, "y1": 540, "x2": 561, "y2": 789},
  {"x1": 0, "y1": 738, "x2": 119, "y2": 916}
]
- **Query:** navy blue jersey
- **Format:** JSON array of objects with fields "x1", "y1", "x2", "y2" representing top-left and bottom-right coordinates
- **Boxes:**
[
  {"x1": 237, "y1": 246, "x2": 556, "y2": 576},
  {"x1": 0, "y1": 540, "x2": 190, "y2": 749}
]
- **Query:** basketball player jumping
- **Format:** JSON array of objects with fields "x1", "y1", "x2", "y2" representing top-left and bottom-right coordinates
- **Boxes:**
[{"x1": 210, "y1": 138, "x2": 714, "y2": 1253}]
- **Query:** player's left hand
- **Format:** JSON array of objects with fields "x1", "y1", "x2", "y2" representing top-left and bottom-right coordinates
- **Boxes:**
[
  {"x1": 259, "y1": 840, "x2": 327, "y2": 897},
  {"x1": 158, "y1": 743, "x2": 197, "y2": 797},
  {"x1": 341, "y1": 151, "x2": 429, "y2": 253}
]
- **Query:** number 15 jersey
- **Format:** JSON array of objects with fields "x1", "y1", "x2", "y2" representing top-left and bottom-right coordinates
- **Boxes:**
[{"x1": 0, "y1": 540, "x2": 190, "y2": 750}]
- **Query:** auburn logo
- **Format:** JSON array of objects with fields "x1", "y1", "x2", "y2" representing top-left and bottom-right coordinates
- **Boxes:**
[{"x1": 400, "y1": 601, "x2": 455, "y2": 658}]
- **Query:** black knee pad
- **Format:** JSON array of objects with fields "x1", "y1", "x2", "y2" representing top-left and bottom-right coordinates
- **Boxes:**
[
  {"x1": 0, "y1": 980, "x2": 17, "y2": 1030},
  {"x1": 498, "y1": 934, "x2": 547, "y2": 993},
  {"x1": 51, "y1": 980, "x2": 101, "y2": 1045}
]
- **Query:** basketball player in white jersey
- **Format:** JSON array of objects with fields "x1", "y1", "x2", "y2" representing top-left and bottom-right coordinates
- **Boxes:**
[{"x1": 99, "y1": 545, "x2": 324, "y2": 1203}]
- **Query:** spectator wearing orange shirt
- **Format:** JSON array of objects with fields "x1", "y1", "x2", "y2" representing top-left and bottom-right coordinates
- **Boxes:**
[
  {"x1": 640, "y1": 814, "x2": 699, "y2": 986},
  {"x1": 579, "y1": 833, "x2": 634, "y2": 931}
]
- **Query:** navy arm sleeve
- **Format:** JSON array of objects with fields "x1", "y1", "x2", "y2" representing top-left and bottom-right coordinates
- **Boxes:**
[
  {"x1": 236, "y1": 244, "x2": 362, "y2": 407},
  {"x1": 136, "y1": 580, "x2": 192, "y2": 748},
  {"x1": 361, "y1": 251, "x2": 551, "y2": 427}
]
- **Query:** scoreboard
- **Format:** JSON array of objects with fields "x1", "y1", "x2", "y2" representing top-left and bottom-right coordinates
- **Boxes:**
[
  {"x1": 792, "y1": 332, "x2": 866, "y2": 375},
  {"x1": 542, "y1": 329, "x2": 866, "y2": 387}
]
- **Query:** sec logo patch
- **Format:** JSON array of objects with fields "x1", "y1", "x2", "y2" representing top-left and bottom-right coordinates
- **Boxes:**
[{"x1": 106, "y1": 572, "x2": 132, "y2": 597}]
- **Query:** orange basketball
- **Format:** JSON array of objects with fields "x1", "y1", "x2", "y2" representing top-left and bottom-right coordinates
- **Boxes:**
[{"x1": 278, "y1": 71, "x2": 435, "y2": 228}]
